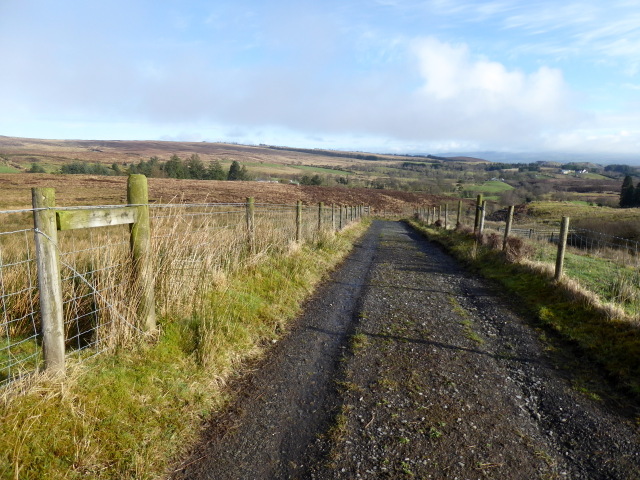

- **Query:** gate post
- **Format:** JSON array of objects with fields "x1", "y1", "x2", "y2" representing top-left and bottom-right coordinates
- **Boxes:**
[
  {"x1": 555, "y1": 216, "x2": 570, "y2": 281},
  {"x1": 32, "y1": 188, "x2": 65, "y2": 373},
  {"x1": 127, "y1": 174, "x2": 156, "y2": 332}
]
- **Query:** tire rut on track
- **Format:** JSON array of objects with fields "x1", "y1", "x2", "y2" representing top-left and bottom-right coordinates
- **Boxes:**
[
  {"x1": 171, "y1": 221, "x2": 384, "y2": 480},
  {"x1": 173, "y1": 220, "x2": 640, "y2": 480}
]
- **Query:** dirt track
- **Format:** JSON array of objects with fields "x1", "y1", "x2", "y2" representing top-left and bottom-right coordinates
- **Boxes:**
[{"x1": 172, "y1": 221, "x2": 640, "y2": 480}]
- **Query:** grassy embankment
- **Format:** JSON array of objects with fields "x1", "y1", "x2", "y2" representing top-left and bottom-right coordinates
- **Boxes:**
[
  {"x1": 407, "y1": 218, "x2": 640, "y2": 398},
  {"x1": 0, "y1": 219, "x2": 370, "y2": 480}
]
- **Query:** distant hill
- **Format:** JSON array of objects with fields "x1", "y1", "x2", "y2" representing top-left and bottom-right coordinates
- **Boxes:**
[
  {"x1": 426, "y1": 154, "x2": 489, "y2": 163},
  {"x1": 432, "y1": 150, "x2": 639, "y2": 166}
]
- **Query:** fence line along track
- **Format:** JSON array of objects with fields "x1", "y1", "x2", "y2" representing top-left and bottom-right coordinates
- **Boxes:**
[
  {"x1": 416, "y1": 198, "x2": 640, "y2": 317},
  {"x1": 0, "y1": 175, "x2": 370, "y2": 388}
]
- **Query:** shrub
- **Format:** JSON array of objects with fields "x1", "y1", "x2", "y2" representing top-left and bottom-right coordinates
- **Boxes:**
[
  {"x1": 486, "y1": 232, "x2": 502, "y2": 250},
  {"x1": 503, "y1": 236, "x2": 531, "y2": 262}
]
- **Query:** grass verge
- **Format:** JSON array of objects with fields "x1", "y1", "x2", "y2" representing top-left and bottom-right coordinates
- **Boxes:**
[
  {"x1": 407, "y1": 219, "x2": 640, "y2": 397},
  {"x1": 0, "y1": 220, "x2": 370, "y2": 480}
]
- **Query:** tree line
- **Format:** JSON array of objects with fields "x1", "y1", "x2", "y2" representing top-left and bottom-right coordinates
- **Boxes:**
[{"x1": 56, "y1": 154, "x2": 250, "y2": 181}]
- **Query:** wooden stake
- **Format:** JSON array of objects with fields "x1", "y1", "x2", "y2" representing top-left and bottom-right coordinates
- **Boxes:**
[
  {"x1": 296, "y1": 200, "x2": 302, "y2": 242},
  {"x1": 555, "y1": 216, "x2": 570, "y2": 281},
  {"x1": 32, "y1": 188, "x2": 65, "y2": 373},
  {"x1": 502, "y1": 205, "x2": 514, "y2": 251},
  {"x1": 127, "y1": 174, "x2": 156, "y2": 332}
]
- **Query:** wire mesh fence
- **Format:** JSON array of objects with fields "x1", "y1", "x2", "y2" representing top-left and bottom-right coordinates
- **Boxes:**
[
  {"x1": 441, "y1": 202, "x2": 640, "y2": 317},
  {"x1": 0, "y1": 197, "x2": 364, "y2": 387},
  {"x1": 0, "y1": 219, "x2": 41, "y2": 387},
  {"x1": 56, "y1": 221, "x2": 134, "y2": 359}
]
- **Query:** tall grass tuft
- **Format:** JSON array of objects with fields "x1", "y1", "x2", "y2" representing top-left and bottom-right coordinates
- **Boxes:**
[{"x1": 0, "y1": 202, "x2": 369, "y2": 479}]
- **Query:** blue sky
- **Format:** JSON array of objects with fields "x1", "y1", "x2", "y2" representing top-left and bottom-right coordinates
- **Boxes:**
[{"x1": 1, "y1": 0, "x2": 640, "y2": 156}]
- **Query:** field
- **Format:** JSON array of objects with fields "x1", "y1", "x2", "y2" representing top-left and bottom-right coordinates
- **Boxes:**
[
  {"x1": 0, "y1": 173, "x2": 452, "y2": 214},
  {"x1": 1, "y1": 136, "x2": 629, "y2": 209},
  {"x1": 1, "y1": 135, "x2": 639, "y2": 479}
]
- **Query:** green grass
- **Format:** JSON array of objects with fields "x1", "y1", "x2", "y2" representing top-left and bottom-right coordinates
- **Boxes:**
[
  {"x1": 292, "y1": 164, "x2": 353, "y2": 176},
  {"x1": 582, "y1": 173, "x2": 609, "y2": 180},
  {"x1": 0, "y1": 337, "x2": 41, "y2": 384},
  {"x1": 0, "y1": 165, "x2": 20, "y2": 173},
  {"x1": 472, "y1": 180, "x2": 514, "y2": 194},
  {"x1": 528, "y1": 242, "x2": 640, "y2": 315},
  {"x1": 407, "y1": 219, "x2": 640, "y2": 397},
  {"x1": 0, "y1": 221, "x2": 370, "y2": 480},
  {"x1": 528, "y1": 201, "x2": 640, "y2": 222}
]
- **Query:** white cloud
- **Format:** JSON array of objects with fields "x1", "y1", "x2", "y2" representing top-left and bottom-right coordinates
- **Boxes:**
[
  {"x1": 410, "y1": 36, "x2": 576, "y2": 132},
  {"x1": 2, "y1": 1, "x2": 638, "y2": 154}
]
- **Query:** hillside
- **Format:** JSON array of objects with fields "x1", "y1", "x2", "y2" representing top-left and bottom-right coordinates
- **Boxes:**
[
  {"x1": 0, "y1": 136, "x2": 430, "y2": 173},
  {"x1": 0, "y1": 173, "x2": 452, "y2": 212},
  {"x1": 0, "y1": 136, "x2": 628, "y2": 208}
]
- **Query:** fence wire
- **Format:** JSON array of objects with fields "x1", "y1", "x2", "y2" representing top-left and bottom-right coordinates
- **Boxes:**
[
  {"x1": 0, "y1": 200, "x2": 363, "y2": 387},
  {"x1": 57, "y1": 224, "x2": 134, "y2": 359},
  {"x1": 0, "y1": 216, "x2": 41, "y2": 386},
  {"x1": 478, "y1": 215, "x2": 640, "y2": 316}
]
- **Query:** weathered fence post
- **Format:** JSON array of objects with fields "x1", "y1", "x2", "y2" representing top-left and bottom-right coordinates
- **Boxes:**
[
  {"x1": 331, "y1": 204, "x2": 336, "y2": 230},
  {"x1": 502, "y1": 205, "x2": 515, "y2": 251},
  {"x1": 456, "y1": 200, "x2": 462, "y2": 228},
  {"x1": 32, "y1": 188, "x2": 66, "y2": 373},
  {"x1": 246, "y1": 197, "x2": 255, "y2": 252},
  {"x1": 444, "y1": 204, "x2": 448, "y2": 229},
  {"x1": 318, "y1": 202, "x2": 324, "y2": 232},
  {"x1": 478, "y1": 200, "x2": 486, "y2": 235},
  {"x1": 431, "y1": 206, "x2": 436, "y2": 225},
  {"x1": 339, "y1": 204, "x2": 343, "y2": 230},
  {"x1": 474, "y1": 194, "x2": 483, "y2": 233},
  {"x1": 555, "y1": 216, "x2": 570, "y2": 281},
  {"x1": 127, "y1": 174, "x2": 156, "y2": 332},
  {"x1": 296, "y1": 200, "x2": 302, "y2": 242}
]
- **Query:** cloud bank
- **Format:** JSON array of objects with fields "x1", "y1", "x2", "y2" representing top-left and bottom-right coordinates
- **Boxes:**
[{"x1": 1, "y1": 0, "x2": 639, "y2": 154}]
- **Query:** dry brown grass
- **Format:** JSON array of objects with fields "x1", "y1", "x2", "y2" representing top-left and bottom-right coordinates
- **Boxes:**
[
  {"x1": 0, "y1": 173, "x2": 445, "y2": 214},
  {"x1": 0, "y1": 136, "x2": 422, "y2": 170},
  {"x1": 0, "y1": 198, "x2": 360, "y2": 385}
]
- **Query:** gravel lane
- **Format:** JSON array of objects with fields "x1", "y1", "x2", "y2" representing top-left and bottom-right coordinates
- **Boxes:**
[
  {"x1": 306, "y1": 221, "x2": 640, "y2": 479},
  {"x1": 172, "y1": 221, "x2": 384, "y2": 480},
  {"x1": 173, "y1": 221, "x2": 640, "y2": 480}
]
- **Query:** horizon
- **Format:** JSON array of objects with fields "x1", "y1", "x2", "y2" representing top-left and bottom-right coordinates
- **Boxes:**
[
  {"x1": 4, "y1": 134, "x2": 639, "y2": 166},
  {"x1": 2, "y1": 1, "x2": 640, "y2": 157}
]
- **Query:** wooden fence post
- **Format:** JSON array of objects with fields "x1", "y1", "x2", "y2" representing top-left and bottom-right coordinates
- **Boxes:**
[
  {"x1": 444, "y1": 204, "x2": 448, "y2": 229},
  {"x1": 127, "y1": 174, "x2": 156, "y2": 332},
  {"x1": 478, "y1": 201, "x2": 486, "y2": 235},
  {"x1": 502, "y1": 205, "x2": 514, "y2": 251},
  {"x1": 331, "y1": 204, "x2": 336, "y2": 230},
  {"x1": 474, "y1": 194, "x2": 483, "y2": 233},
  {"x1": 32, "y1": 188, "x2": 66, "y2": 373},
  {"x1": 456, "y1": 200, "x2": 462, "y2": 228},
  {"x1": 246, "y1": 197, "x2": 255, "y2": 252},
  {"x1": 339, "y1": 204, "x2": 343, "y2": 230},
  {"x1": 318, "y1": 202, "x2": 323, "y2": 232},
  {"x1": 555, "y1": 216, "x2": 570, "y2": 281},
  {"x1": 296, "y1": 200, "x2": 302, "y2": 242}
]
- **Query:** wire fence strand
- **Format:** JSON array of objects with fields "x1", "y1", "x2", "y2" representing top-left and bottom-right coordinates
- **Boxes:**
[{"x1": 0, "y1": 200, "x2": 364, "y2": 387}]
